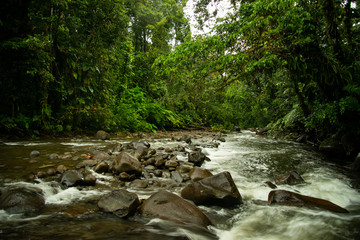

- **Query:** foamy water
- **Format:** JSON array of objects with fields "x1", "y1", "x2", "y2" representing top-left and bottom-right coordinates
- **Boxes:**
[{"x1": 202, "y1": 131, "x2": 360, "y2": 240}]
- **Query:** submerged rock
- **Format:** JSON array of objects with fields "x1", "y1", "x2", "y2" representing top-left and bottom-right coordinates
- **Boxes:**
[
  {"x1": 0, "y1": 187, "x2": 45, "y2": 214},
  {"x1": 181, "y1": 171, "x2": 243, "y2": 207},
  {"x1": 140, "y1": 190, "x2": 212, "y2": 228},
  {"x1": 30, "y1": 150, "x2": 40, "y2": 158},
  {"x1": 268, "y1": 189, "x2": 349, "y2": 213},
  {"x1": 265, "y1": 181, "x2": 277, "y2": 189},
  {"x1": 98, "y1": 189, "x2": 139, "y2": 218},
  {"x1": 275, "y1": 171, "x2": 305, "y2": 185},
  {"x1": 48, "y1": 153, "x2": 59, "y2": 160}
]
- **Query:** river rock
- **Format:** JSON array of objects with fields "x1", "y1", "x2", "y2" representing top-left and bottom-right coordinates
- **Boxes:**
[
  {"x1": 171, "y1": 171, "x2": 183, "y2": 183},
  {"x1": 36, "y1": 171, "x2": 47, "y2": 178},
  {"x1": 265, "y1": 181, "x2": 277, "y2": 189},
  {"x1": 188, "y1": 150, "x2": 206, "y2": 167},
  {"x1": 92, "y1": 151, "x2": 110, "y2": 161},
  {"x1": 139, "y1": 190, "x2": 212, "y2": 228},
  {"x1": 94, "y1": 161, "x2": 109, "y2": 173},
  {"x1": 144, "y1": 157, "x2": 155, "y2": 166},
  {"x1": 155, "y1": 154, "x2": 167, "y2": 167},
  {"x1": 76, "y1": 159, "x2": 98, "y2": 169},
  {"x1": 95, "y1": 130, "x2": 110, "y2": 140},
  {"x1": 112, "y1": 143, "x2": 124, "y2": 153},
  {"x1": 177, "y1": 163, "x2": 194, "y2": 174},
  {"x1": 30, "y1": 150, "x2": 40, "y2": 158},
  {"x1": 268, "y1": 189, "x2": 349, "y2": 213},
  {"x1": 48, "y1": 153, "x2": 59, "y2": 160},
  {"x1": 84, "y1": 173, "x2": 96, "y2": 186},
  {"x1": 275, "y1": 171, "x2": 305, "y2": 185},
  {"x1": 162, "y1": 170, "x2": 171, "y2": 178},
  {"x1": 56, "y1": 165, "x2": 67, "y2": 174},
  {"x1": 129, "y1": 179, "x2": 148, "y2": 188},
  {"x1": 0, "y1": 187, "x2": 45, "y2": 214},
  {"x1": 112, "y1": 152, "x2": 142, "y2": 174},
  {"x1": 189, "y1": 167, "x2": 213, "y2": 181},
  {"x1": 132, "y1": 140, "x2": 151, "y2": 149},
  {"x1": 154, "y1": 169, "x2": 163, "y2": 177},
  {"x1": 144, "y1": 165, "x2": 156, "y2": 171},
  {"x1": 46, "y1": 168, "x2": 56, "y2": 176},
  {"x1": 165, "y1": 158, "x2": 178, "y2": 168},
  {"x1": 98, "y1": 189, "x2": 139, "y2": 218},
  {"x1": 134, "y1": 146, "x2": 148, "y2": 160},
  {"x1": 181, "y1": 171, "x2": 243, "y2": 207},
  {"x1": 61, "y1": 170, "x2": 84, "y2": 187}
]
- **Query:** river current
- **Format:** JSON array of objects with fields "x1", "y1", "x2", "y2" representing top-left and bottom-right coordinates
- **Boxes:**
[{"x1": 1, "y1": 131, "x2": 360, "y2": 239}]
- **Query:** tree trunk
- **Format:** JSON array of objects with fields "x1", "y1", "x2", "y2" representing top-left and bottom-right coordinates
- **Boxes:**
[{"x1": 290, "y1": 72, "x2": 310, "y2": 117}]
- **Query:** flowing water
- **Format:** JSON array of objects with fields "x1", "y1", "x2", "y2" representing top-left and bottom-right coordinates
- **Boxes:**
[{"x1": 1, "y1": 131, "x2": 360, "y2": 239}]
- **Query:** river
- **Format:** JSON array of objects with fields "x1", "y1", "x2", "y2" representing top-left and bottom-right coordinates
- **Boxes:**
[{"x1": 1, "y1": 130, "x2": 360, "y2": 239}]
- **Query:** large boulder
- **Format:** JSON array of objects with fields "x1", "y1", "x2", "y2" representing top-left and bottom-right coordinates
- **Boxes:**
[
  {"x1": 95, "y1": 130, "x2": 110, "y2": 140},
  {"x1": 112, "y1": 152, "x2": 142, "y2": 174},
  {"x1": 0, "y1": 187, "x2": 45, "y2": 214},
  {"x1": 268, "y1": 190, "x2": 349, "y2": 213},
  {"x1": 188, "y1": 150, "x2": 206, "y2": 167},
  {"x1": 275, "y1": 171, "x2": 305, "y2": 185},
  {"x1": 98, "y1": 189, "x2": 139, "y2": 218},
  {"x1": 181, "y1": 171, "x2": 243, "y2": 207},
  {"x1": 189, "y1": 167, "x2": 213, "y2": 181},
  {"x1": 61, "y1": 170, "x2": 84, "y2": 187},
  {"x1": 139, "y1": 190, "x2": 212, "y2": 228}
]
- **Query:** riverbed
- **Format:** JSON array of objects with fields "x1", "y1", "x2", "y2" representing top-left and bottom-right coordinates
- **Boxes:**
[{"x1": 1, "y1": 131, "x2": 359, "y2": 239}]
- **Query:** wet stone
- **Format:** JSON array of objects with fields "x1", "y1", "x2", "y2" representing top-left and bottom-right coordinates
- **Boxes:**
[
  {"x1": 171, "y1": 171, "x2": 183, "y2": 183},
  {"x1": 56, "y1": 165, "x2": 67, "y2": 174},
  {"x1": 49, "y1": 153, "x2": 59, "y2": 160},
  {"x1": 144, "y1": 165, "x2": 156, "y2": 171},
  {"x1": 98, "y1": 189, "x2": 139, "y2": 218},
  {"x1": 30, "y1": 150, "x2": 40, "y2": 158},
  {"x1": 129, "y1": 179, "x2": 148, "y2": 188},
  {"x1": 162, "y1": 170, "x2": 171, "y2": 178},
  {"x1": 84, "y1": 173, "x2": 96, "y2": 186},
  {"x1": 46, "y1": 168, "x2": 56, "y2": 176},
  {"x1": 94, "y1": 161, "x2": 109, "y2": 173}
]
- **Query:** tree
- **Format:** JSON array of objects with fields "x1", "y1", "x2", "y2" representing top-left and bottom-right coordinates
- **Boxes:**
[{"x1": 188, "y1": 0, "x2": 360, "y2": 135}]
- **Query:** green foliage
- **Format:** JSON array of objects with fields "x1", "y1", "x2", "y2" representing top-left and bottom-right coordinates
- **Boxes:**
[
  {"x1": 112, "y1": 86, "x2": 182, "y2": 132},
  {"x1": 1, "y1": 0, "x2": 359, "y2": 138}
]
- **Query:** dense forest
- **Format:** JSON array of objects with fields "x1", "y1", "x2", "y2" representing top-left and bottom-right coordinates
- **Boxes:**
[{"x1": 1, "y1": 0, "x2": 359, "y2": 143}]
